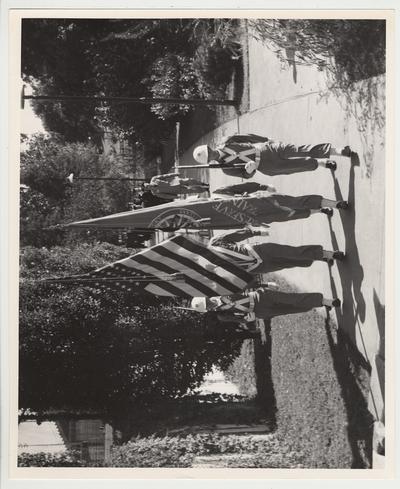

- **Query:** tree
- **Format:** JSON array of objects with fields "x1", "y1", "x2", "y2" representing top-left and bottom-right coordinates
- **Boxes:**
[
  {"x1": 20, "y1": 133, "x2": 100, "y2": 200},
  {"x1": 20, "y1": 134, "x2": 137, "y2": 247},
  {"x1": 22, "y1": 19, "x2": 110, "y2": 146},
  {"x1": 21, "y1": 19, "x2": 240, "y2": 147},
  {"x1": 21, "y1": 19, "x2": 194, "y2": 145}
]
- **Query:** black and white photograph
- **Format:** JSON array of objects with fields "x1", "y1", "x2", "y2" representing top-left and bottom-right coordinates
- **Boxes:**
[{"x1": 2, "y1": 4, "x2": 396, "y2": 481}]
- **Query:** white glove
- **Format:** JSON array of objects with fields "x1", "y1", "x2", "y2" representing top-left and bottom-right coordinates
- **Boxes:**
[
  {"x1": 246, "y1": 224, "x2": 270, "y2": 236},
  {"x1": 259, "y1": 282, "x2": 279, "y2": 289},
  {"x1": 245, "y1": 161, "x2": 258, "y2": 174}
]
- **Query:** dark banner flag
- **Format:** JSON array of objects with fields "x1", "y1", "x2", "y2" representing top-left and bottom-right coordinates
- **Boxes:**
[
  {"x1": 43, "y1": 235, "x2": 253, "y2": 298},
  {"x1": 66, "y1": 195, "x2": 307, "y2": 230}
]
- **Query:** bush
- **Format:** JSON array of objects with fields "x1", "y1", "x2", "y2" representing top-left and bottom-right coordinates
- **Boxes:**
[
  {"x1": 191, "y1": 19, "x2": 242, "y2": 98},
  {"x1": 145, "y1": 54, "x2": 199, "y2": 120},
  {"x1": 18, "y1": 450, "x2": 85, "y2": 467},
  {"x1": 19, "y1": 241, "x2": 132, "y2": 280},
  {"x1": 110, "y1": 432, "x2": 290, "y2": 468},
  {"x1": 192, "y1": 44, "x2": 237, "y2": 98},
  {"x1": 225, "y1": 452, "x2": 304, "y2": 468},
  {"x1": 111, "y1": 395, "x2": 266, "y2": 440}
]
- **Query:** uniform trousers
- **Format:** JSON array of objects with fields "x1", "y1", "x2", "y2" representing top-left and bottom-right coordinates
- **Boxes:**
[
  {"x1": 258, "y1": 142, "x2": 331, "y2": 175},
  {"x1": 251, "y1": 243, "x2": 324, "y2": 273},
  {"x1": 253, "y1": 288, "x2": 324, "y2": 318},
  {"x1": 259, "y1": 194, "x2": 323, "y2": 223},
  {"x1": 221, "y1": 142, "x2": 331, "y2": 179}
]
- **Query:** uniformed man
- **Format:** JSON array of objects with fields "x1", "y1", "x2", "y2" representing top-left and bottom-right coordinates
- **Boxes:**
[
  {"x1": 208, "y1": 226, "x2": 345, "y2": 273},
  {"x1": 193, "y1": 134, "x2": 353, "y2": 179},
  {"x1": 178, "y1": 192, "x2": 348, "y2": 229},
  {"x1": 190, "y1": 286, "x2": 341, "y2": 324},
  {"x1": 142, "y1": 173, "x2": 209, "y2": 199}
]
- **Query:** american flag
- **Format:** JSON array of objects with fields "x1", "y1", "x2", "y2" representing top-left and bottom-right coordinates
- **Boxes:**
[{"x1": 44, "y1": 235, "x2": 253, "y2": 298}]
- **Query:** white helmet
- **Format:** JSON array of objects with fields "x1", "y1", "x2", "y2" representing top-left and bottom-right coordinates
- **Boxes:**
[
  {"x1": 191, "y1": 297, "x2": 207, "y2": 313},
  {"x1": 193, "y1": 145, "x2": 208, "y2": 164}
]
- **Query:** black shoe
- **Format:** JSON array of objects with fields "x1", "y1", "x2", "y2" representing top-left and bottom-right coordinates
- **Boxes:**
[
  {"x1": 332, "y1": 298, "x2": 341, "y2": 308},
  {"x1": 320, "y1": 207, "x2": 333, "y2": 217},
  {"x1": 341, "y1": 146, "x2": 352, "y2": 157},
  {"x1": 325, "y1": 160, "x2": 337, "y2": 171},
  {"x1": 333, "y1": 251, "x2": 345, "y2": 261},
  {"x1": 323, "y1": 257, "x2": 334, "y2": 266},
  {"x1": 336, "y1": 201, "x2": 349, "y2": 210}
]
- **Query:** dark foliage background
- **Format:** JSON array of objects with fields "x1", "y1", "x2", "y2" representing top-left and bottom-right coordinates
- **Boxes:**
[{"x1": 20, "y1": 133, "x2": 138, "y2": 247}]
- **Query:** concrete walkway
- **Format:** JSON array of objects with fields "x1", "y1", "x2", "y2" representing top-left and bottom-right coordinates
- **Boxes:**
[{"x1": 180, "y1": 32, "x2": 386, "y2": 460}]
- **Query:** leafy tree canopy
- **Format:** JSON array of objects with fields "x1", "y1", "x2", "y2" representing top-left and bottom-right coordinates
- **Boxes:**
[{"x1": 21, "y1": 19, "x2": 239, "y2": 146}]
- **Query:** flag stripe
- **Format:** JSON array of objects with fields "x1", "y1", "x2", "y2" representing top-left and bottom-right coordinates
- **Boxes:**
[
  {"x1": 172, "y1": 235, "x2": 252, "y2": 284},
  {"x1": 156, "y1": 242, "x2": 236, "y2": 295},
  {"x1": 127, "y1": 254, "x2": 193, "y2": 297},
  {"x1": 129, "y1": 253, "x2": 216, "y2": 297},
  {"x1": 137, "y1": 249, "x2": 223, "y2": 296},
  {"x1": 165, "y1": 239, "x2": 250, "y2": 291},
  {"x1": 145, "y1": 283, "x2": 176, "y2": 296},
  {"x1": 153, "y1": 235, "x2": 250, "y2": 291},
  {"x1": 119, "y1": 236, "x2": 252, "y2": 296}
]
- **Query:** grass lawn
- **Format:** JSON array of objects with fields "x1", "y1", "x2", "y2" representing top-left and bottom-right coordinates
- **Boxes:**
[{"x1": 225, "y1": 275, "x2": 373, "y2": 468}]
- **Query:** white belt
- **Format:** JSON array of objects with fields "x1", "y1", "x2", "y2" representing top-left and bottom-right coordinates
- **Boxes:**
[
  {"x1": 243, "y1": 244, "x2": 263, "y2": 272},
  {"x1": 219, "y1": 295, "x2": 255, "y2": 313},
  {"x1": 221, "y1": 146, "x2": 261, "y2": 165},
  {"x1": 253, "y1": 144, "x2": 263, "y2": 165}
]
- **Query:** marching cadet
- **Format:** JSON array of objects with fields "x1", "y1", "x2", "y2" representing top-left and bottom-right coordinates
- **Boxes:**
[
  {"x1": 214, "y1": 193, "x2": 348, "y2": 225},
  {"x1": 190, "y1": 286, "x2": 341, "y2": 325},
  {"x1": 141, "y1": 172, "x2": 209, "y2": 199},
  {"x1": 177, "y1": 192, "x2": 348, "y2": 229},
  {"x1": 208, "y1": 225, "x2": 345, "y2": 273},
  {"x1": 212, "y1": 181, "x2": 350, "y2": 218},
  {"x1": 193, "y1": 133, "x2": 353, "y2": 179},
  {"x1": 213, "y1": 181, "x2": 277, "y2": 197}
]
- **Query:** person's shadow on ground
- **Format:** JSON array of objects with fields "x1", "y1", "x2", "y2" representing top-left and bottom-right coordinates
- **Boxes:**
[
  {"x1": 328, "y1": 154, "x2": 366, "y2": 344},
  {"x1": 324, "y1": 311, "x2": 374, "y2": 468},
  {"x1": 325, "y1": 154, "x2": 375, "y2": 467},
  {"x1": 373, "y1": 288, "x2": 385, "y2": 423},
  {"x1": 253, "y1": 320, "x2": 277, "y2": 428}
]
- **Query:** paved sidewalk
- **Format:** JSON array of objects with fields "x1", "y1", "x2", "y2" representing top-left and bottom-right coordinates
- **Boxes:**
[{"x1": 180, "y1": 33, "x2": 386, "y2": 453}]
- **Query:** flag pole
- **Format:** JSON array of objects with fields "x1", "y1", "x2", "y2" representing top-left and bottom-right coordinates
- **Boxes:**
[
  {"x1": 173, "y1": 122, "x2": 180, "y2": 172},
  {"x1": 40, "y1": 273, "x2": 187, "y2": 285},
  {"x1": 177, "y1": 163, "x2": 246, "y2": 170}
]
